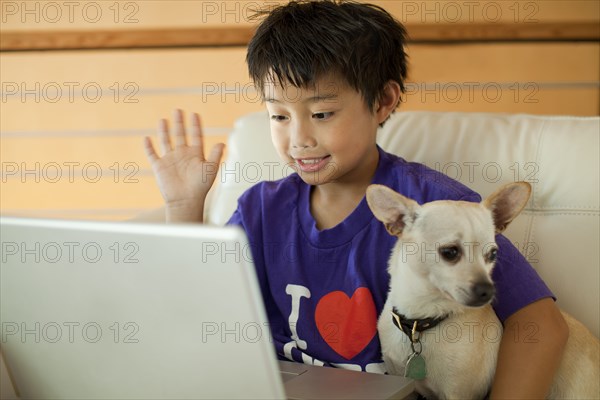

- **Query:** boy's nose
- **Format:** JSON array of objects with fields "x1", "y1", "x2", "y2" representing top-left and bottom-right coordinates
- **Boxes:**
[{"x1": 291, "y1": 121, "x2": 317, "y2": 148}]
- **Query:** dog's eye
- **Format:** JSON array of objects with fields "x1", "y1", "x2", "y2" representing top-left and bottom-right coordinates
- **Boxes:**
[
  {"x1": 487, "y1": 248, "x2": 498, "y2": 263},
  {"x1": 439, "y1": 246, "x2": 461, "y2": 263}
]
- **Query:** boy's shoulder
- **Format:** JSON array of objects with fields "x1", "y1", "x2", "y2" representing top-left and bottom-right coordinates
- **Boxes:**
[
  {"x1": 237, "y1": 172, "x2": 303, "y2": 204},
  {"x1": 228, "y1": 174, "x2": 303, "y2": 227},
  {"x1": 377, "y1": 148, "x2": 482, "y2": 204}
]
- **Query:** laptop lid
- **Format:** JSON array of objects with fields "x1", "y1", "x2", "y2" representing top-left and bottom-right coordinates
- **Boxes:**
[{"x1": 0, "y1": 217, "x2": 285, "y2": 399}]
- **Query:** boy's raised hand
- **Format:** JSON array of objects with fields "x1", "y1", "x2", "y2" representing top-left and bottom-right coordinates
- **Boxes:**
[{"x1": 143, "y1": 109, "x2": 224, "y2": 223}]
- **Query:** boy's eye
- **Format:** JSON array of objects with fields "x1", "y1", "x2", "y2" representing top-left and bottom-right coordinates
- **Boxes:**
[
  {"x1": 270, "y1": 115, "x2": 288, "y2": 122},
  {"x1": 312, "y1": 112, "x2": 334, "y2": 120}
]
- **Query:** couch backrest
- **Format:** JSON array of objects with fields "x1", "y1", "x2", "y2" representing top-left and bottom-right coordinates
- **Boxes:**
[{"x1": 207, "y1": 111, "x2": 600, "y2": 337}]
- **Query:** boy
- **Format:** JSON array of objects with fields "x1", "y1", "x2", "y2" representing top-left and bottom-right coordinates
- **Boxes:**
[{"x1": 143, "y1": 1, "x2": 568, "y2": 397}]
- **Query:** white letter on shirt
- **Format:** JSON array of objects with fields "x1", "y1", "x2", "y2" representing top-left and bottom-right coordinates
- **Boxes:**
[{"x1": 286, "y1": 284, "x2": 310, "y2": 350}]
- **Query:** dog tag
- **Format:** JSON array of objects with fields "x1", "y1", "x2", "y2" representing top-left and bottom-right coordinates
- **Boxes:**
[{"x1": 404, "y1": 353, "x2": 427, "y2": 380}]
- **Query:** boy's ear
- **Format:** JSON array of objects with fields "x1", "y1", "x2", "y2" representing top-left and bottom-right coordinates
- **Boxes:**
[
  {"x1": 366, "y1": 184, "x2": 419, "y2": 236},
  {"x1": 375, "y1": 80, "x2": 402, "y2": 124},
  {"x1": 482, "y1": 182, "x2": 531, "y2": 234}
]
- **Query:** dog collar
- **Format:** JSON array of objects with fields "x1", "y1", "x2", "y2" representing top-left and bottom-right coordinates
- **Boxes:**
[{"x1": 391, "y1": 307, "x2": 447, "y2": 341}]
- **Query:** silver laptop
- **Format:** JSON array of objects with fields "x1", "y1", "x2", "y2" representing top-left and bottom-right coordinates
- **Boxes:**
[{"x1": 0, "y1": 217, "x2": 413, "y2": 399}]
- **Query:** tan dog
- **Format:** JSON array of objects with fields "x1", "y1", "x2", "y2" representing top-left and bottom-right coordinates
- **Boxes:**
[{"x1": 366, "y1": 182, "x2": 599, "y2": 399}]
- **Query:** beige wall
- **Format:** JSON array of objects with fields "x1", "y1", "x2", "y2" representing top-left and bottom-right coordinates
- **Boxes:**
[{"x1": 1, "y1": 1, "x2": 599, "y2": 220}]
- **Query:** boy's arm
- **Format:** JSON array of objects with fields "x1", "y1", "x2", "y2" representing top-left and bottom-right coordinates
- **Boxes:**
[{"x1": 490, "y1": 297, "x2": 569, "y2": 399}]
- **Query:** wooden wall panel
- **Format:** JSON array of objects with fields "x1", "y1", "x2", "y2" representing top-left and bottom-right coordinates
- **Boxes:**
[
  {"x1": 2, "y1": 1, "x2": 598, "y2": 50},
  {"x1": 403, "y1": 42, "x2": 600, "y2": 114},
  {"x1": 1, "y1": 135, "x2": 227, "y2": 219},
  {"x1": 2, "y1": 43, "x2": 598, "y2": 219},
  {"x1": 2, "y1": 43, "x2": 597, "y2": 132},
  {"x1": 1, "y1": 1, "x2": 599, "y2": 221},
  {"x1": 0, "y1": 48, "x2": 262, "y2": 131}
]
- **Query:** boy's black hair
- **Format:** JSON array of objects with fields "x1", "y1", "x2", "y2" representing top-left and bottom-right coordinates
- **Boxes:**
[{"x1": 246, "y1": 0, "x2": 409, "y2": 113}]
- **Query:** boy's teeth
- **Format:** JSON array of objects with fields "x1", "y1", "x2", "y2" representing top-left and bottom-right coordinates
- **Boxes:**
[{"x1": 302, "y1": 159, "x2": 320, "y2": 164}]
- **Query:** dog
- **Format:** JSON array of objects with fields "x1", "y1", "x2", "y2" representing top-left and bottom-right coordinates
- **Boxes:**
[{"x1": 366, "y1": 181, "x2": 600, "y2": 399}]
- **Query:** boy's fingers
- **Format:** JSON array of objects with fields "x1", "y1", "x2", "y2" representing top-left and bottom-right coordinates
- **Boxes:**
[
  {"x1": 190, "y1": 113, "x2": 205, "y2": 157},
  {"x1": 207, "y1": 143, "x2": 225, "y2": 166},
  {"x1": 174, "y1": 109, "x2": 187, "y2": 148},
  {"x1": 158, "y1": 118, "x2": 172, "y2": 154},
  {"x1": 172, "y1": 109, "x2": 186, "y2": 148},
  {"x1": 143, "y1": 136, "x2": 159, "y2": 163}
]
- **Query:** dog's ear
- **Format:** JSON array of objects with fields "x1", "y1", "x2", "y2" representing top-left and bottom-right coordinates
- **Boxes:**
[
  {"x1": 482, "y1": 182, "x2": 531, "y2": 234},
  {"x1": 366, "y1": 184, "x2": 419, "y2": 236}
]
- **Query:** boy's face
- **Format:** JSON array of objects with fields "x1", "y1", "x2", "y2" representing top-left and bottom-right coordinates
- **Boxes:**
[{"x1": 264, "y1": 75, "x2": 382, "y2": 188}]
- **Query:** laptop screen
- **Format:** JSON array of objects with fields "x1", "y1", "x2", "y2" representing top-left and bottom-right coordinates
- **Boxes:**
[{"x1": 1, "y1": 217, "x2": 285, "y2": 399}]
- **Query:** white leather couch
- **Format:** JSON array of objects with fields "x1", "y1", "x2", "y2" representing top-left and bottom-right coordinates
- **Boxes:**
[{"x1": 206, "y1": 110, "x2": 600, "y2": 339}]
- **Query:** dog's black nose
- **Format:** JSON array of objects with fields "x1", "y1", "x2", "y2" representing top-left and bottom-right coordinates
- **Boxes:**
[{"x1": 469, "y1": 282, "x2": 496, "y2": 306}]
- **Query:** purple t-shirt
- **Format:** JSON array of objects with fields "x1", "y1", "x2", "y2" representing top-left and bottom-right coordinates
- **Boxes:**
[{"x1": 227, "y1": 146, "x2": 553, "y2": 372}]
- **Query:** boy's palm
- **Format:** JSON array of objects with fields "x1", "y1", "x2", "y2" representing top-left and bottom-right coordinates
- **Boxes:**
[{"x1": 143, "y1": 110, "x2": 224, "y2": 215}]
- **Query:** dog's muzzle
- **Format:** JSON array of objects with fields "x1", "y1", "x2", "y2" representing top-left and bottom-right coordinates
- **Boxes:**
[{"x1": 467, "y1": 281, "x2": 496, "y2": 307}]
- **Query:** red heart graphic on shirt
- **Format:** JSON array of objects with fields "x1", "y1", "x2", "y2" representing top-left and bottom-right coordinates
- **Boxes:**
[{"x1": 314, "y1": 288, "x2": 377, "y2": 360}]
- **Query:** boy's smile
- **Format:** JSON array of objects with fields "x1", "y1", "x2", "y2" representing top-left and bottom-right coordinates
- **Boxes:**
[{"x1": 295, "y1": 157, "x2": 331, "y2": 173}]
